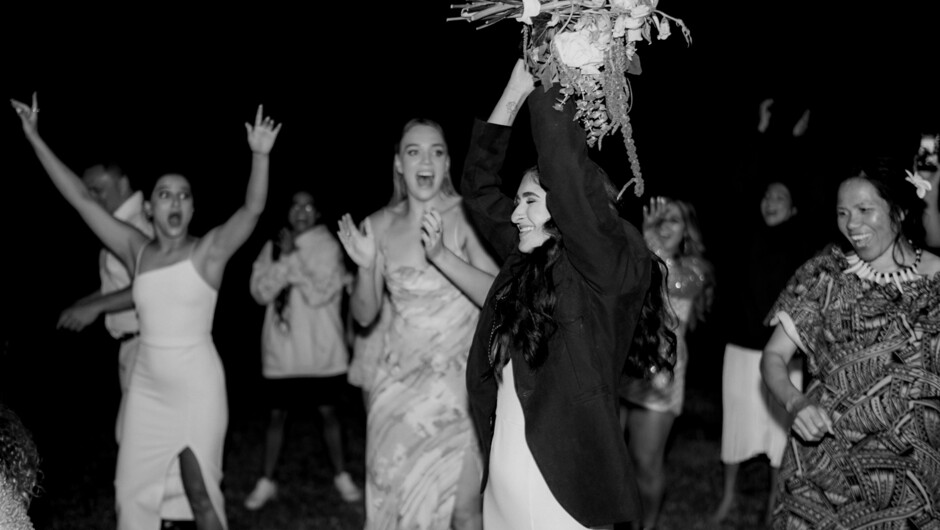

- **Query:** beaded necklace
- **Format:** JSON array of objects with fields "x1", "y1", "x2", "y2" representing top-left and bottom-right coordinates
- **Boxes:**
[{"x1": 843, "y1": 246, "x2": 923, "y2": 292}]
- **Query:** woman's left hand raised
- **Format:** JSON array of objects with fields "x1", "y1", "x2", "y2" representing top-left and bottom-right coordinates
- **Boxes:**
[
  {"x1": 10, "y1": 92, "x2": 40, "y2": 136},
  {"x1": 245, "y1": 104, "x2": 282, "y2": 154},
  {"x1": 421, "y1": 208, "x2": 445, "y2": 262}
]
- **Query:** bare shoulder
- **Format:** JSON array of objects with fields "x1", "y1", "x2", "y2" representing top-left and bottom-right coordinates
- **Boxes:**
[{"x1": 368, "y1": 206, "x2": 397, "y2": 235}]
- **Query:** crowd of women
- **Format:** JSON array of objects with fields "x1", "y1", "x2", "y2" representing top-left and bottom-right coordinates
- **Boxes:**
[{"x1": 6, "y1": 53, "x2": 940, "y2": 530}]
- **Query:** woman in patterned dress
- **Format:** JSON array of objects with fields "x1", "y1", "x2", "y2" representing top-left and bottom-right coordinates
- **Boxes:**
[
  {"x1": 621, "y1": 196, "x2": 714, "y2": 530},
  {"x1": 761, "y1": 165, "x2": 940, "y2": 528},
  {"x1": 337, "y1": 118, "x2": 499, "y2": 530}
]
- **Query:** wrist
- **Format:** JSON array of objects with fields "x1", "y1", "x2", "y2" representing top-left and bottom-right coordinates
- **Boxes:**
[
  {"x1": 785, "y1": 394, "x2": 810, "y2": 414},
  {"x1": 251, "y1": 150, "x2": 269, "y2": 156}
]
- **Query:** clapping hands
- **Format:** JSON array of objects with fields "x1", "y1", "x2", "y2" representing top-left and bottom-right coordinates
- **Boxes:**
[
  {"x1": 245, "y1": 104, "x2": 282, "y2": 155},
  {"x1": 421, "y1": 208, "x2": 445, "y2": 262},
  {"x1": 337, "y1": 214, "x2": 376, "y2": 269}
]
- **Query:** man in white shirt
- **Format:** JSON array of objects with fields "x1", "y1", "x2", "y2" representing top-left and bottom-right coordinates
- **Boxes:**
[{"x1": 56, "y1": 163, "x2": 154, "y2": 442}]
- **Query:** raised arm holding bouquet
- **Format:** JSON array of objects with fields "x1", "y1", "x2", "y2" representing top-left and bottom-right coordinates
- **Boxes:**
[{"x1": 450, "y1": 0, "x2": 690, "y2": 197}]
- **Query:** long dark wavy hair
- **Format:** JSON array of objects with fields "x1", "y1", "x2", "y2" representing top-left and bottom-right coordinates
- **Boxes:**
[
  {"x1": 489, "y1": 167, "x2": 677, "y2": 381},
  {"x1": 623, "y1": 253, "x2": 678, "y2": 380}
]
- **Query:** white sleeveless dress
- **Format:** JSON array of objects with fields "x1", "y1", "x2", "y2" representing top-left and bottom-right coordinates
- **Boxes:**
[{"x1": 115, "y1": 254, "x2": 228, "y2": 529}]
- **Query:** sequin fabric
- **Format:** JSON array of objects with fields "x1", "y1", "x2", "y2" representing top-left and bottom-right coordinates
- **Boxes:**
[{"x1": 769, "y1": 246, "x2": 940, "y2": 529}]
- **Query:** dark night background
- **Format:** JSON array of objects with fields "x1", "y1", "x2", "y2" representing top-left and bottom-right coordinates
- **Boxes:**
[{"x1": 3, "y1": 2, "x2": 940, "y2": 525}]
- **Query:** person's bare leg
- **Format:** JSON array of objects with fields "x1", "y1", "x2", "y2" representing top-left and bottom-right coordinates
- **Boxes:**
[
  {"x1": 451, "y1": 448, "x2": 483, "y2": 530},
  {"x1": 711, "y1": 462, "x2": 739, "y2": 522},
  {"x1": 764, "y1": 465, "x2": 780, "y2": 527},
  {"x1": 262, "y1": 408, "x2": 287, "y2": 479},
  {"x1": 179, "y1": 447, "x2": 223, "y2": 530},
  {"x1": 318, "y1": 405, "x2": 346, "y2": 475},
  {"x1": 626, "y1": 407, "x2": 674, "y2": 530}
]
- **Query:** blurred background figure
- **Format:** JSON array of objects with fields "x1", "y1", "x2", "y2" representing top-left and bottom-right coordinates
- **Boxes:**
[
  {"x1": 56, "y1": 163, "x2": 154, "y2": 444},
  {"x1": 761, "y1": 163, "x2": 940, "y2": 528},
  {"x1": 711, "y1": 176, "x2": 818, "y2": 525},
  {"x1": 0, "y1": 402, "x2": 41, "y2": 530},
  {"x1": 912, "y1": 132, "x2": 940, "y2": 249},
  {"x1": 622, "y1": 196, "x2": 714, "y2": 530},
  {"x1": 245, "y1": 190, "x2": 362, "y2": 510}
]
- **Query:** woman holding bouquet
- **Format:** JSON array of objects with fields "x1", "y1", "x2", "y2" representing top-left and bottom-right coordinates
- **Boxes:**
[
  {"x1": 460, "y1": 60, "x2": 675, "y2": 529},
  {"x1": 11, "y1": 94, "x2": 281, "y2": 530},
  {"x1": 337, "y1": 114, "x2": 500, "y2": 528}
]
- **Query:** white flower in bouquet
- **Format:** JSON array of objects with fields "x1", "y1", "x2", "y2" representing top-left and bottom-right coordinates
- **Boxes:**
[
  {"x1": 449, "y1": 0, "x2": 691, "y2": 197},
  {"x1": 554, "y1": 29, "x2": 606, "y2": 74}
]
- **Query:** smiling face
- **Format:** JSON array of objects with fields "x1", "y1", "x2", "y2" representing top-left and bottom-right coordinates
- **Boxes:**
[
  {"x1": 653, "y1": 201, "x2": 686, "y2": 258},
  {"x1": 394, "y1": 123, "x2": 451, "y2": 202},
  {"x1": 147, "y1": 174, "x2": 194, "y2": 238},
  {"x1": 837, "y1": 177, "x2": 900, "y2": 268},
  {"x1": 512, "y1": 171, "x2": 552, "y2": 253},
  {"x1": 288, "y1": 191, "x2": 317, "y2": 233},
  {"x1": 760, "y1": 182, "x2": 797, "y2": 227}
]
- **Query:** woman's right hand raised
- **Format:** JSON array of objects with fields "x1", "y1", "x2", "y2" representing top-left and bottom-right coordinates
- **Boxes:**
[
  {"x1": 507, "y1": 58, "x2": 536, "y2": 95},
  {"x1": 488, "y1": 59, "x2": 536, "y2": 126},
  {"x1": 337, "y1": 213, "x2": 376, "y2": 269},
  {"x1": 10, "y1": 92, "x2": 39, "y2": 137}
]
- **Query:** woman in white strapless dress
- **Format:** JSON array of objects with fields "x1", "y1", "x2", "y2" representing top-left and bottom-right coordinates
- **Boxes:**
[{"x1": 11, "y1": 96, "x2": 282, "y2": 530}]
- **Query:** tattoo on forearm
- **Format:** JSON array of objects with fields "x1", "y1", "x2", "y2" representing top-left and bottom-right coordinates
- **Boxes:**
[{"x1": 506, "y1": 101, "x2": 518, "y2": 121}]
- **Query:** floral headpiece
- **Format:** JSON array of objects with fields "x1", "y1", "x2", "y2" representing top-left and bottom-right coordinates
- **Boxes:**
[
  {"x1": 449, "y1": 0, "x2": 691, "y2": 197},
  {"x1": 905, "y1": 170, "x2": 934, "y2": 199}
]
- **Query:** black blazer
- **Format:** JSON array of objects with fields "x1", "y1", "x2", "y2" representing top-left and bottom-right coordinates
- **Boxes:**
[{"x1": 461, "y1": 84, "x2": 651, "y2": 527}]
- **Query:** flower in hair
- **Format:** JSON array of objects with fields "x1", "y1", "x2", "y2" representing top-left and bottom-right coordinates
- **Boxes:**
[{"x1": 905, "y1": 169, "x2": 934, "y2": 199}]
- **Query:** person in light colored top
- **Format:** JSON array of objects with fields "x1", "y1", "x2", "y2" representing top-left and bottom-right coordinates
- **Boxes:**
[
  {"x1": 244, "y1": 190, "x2": 362, "y2": 509},
  {"x1": 56, "y1": 163, "x2": 154, "y2": 443}
]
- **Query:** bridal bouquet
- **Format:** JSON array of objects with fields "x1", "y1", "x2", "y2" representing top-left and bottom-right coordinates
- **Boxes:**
[{"x1": 449, "y1": 0, "x2": 690, "y2": 197}]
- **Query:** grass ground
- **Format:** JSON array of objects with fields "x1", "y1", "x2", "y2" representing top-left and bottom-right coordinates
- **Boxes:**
[{"x1": 19, "y1": 332, "x2": 777, "y2": 530}]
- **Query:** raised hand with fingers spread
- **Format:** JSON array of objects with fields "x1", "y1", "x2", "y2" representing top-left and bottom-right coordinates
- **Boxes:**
[
  {"x1": 336, "y1": 214, "x2": 376, "y2": 270},
  {"x1": 10, "y1": 92, "x2": 40, "y2": 136},
  {"x1": 245, "y1": 104, "x2": 282, "y2": 155}
]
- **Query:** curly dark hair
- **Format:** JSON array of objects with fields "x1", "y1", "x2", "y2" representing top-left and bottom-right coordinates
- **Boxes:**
[{"x1": 0, "y1": 403, "x2": 41, "y2": 507}]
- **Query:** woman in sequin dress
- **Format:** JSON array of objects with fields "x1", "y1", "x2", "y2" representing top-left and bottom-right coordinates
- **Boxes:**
[
  {"x1": 622, "y1": 196, "x2": 714, "y2": 530},
  {"x1": 761, "y1": 165, "x2": 940, "y2": 528}
]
